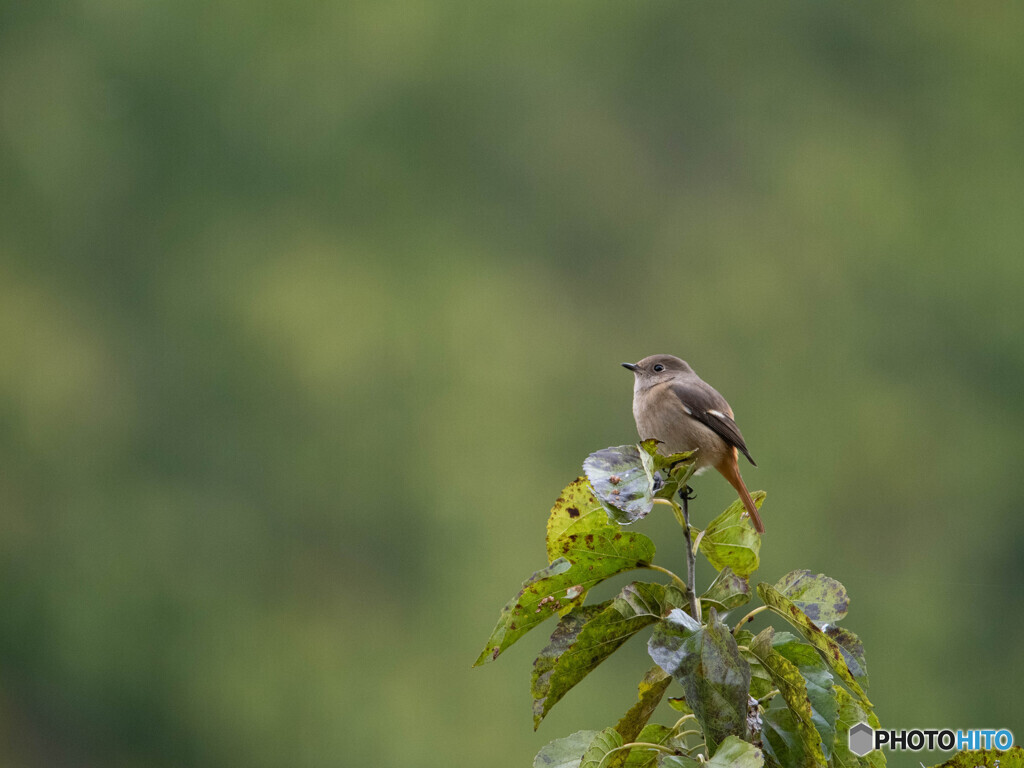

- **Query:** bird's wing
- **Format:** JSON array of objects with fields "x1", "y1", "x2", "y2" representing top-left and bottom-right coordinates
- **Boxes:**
[{"x1": 669, "y1": 381, "x2": 757, "y2": 466}]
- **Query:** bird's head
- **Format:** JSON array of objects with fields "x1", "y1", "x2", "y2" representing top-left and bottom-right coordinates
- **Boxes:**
[{"x1": 621, "y1": 354, "x2": 693, "y2": 388}]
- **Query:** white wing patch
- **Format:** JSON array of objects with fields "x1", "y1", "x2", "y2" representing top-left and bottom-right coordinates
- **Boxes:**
[{"x1": 708, "y1": 409, "x2": 728, "y2": 419}]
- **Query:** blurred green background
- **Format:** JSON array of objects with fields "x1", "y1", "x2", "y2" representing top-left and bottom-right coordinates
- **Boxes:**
[{"x1": 1, "y1": 2, "x2": 1022, "y2": 767}]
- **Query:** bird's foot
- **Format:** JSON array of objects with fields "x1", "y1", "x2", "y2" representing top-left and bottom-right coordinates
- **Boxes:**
[{"x1": 679, "y1": 485, "x2": 697, "y2": 503}]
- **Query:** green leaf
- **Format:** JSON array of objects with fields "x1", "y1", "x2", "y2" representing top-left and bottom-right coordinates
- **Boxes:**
[
  {"x1": 762, "y1": 707, "x2": 812, "y2": 768},
  {"x1": 831, "y1": 687, "x2": 884, "y2": 768},
  {"x1": 662, "y1": 736, "x2": 765, "y2": 768},
  {"x1": 614, "y1": 666, "x2": 673, "y2": 745},
  {"x1": 476, "y1": 527, "x2": 656, "y2": 666},
  {"x1": 756, "y1": 584, "x2": 871, "y2": 710},
  {"x1": 659, "y1": 758, "x2": 700, "y2": 768},
  {"x1": 648, "y1": 608, "x2": 751, "y2": 755},
  {"x1": 706, "y1": 735, "x2": 766, "y2": 768},
  {"x1": 774, "y1": 571, "x2": 849, "y2": 626},
  {"x1": 735, "y1": 629, "x2": 775, "y2": 701},
  {"x1": 618, "y1": 724, "x2": 676, "y2": 768},
  {"x1": 772, "y1": 633, "x2": 838, "y2": 759},
  {"x1": 824, "y1": 627, "x2": 868, "y2": 690},
  {"x1": 638, "y1": 440, "x2": 698, "y2": 501},
  {"x1": 534, "y1": 730, "x2": 601, "y2": 768},
  {"x1": 581, "y1": 728, "x2": 625, "y2": 768},
  {"x1": 584, "y1": 445, "x2": 657, "y2": 523},
  {"x1": 533, "y1": 603, "x2": 612, "y2": 725},
  {"x1": 547, "y1": 478, "x2": 620, "y2": 564},
  {"x1": 748, "y1": 627, "x2": 826, "y2": 767},
  {"x1": 698, "y1": 493, "x2": 765, "y2": 578},
  {"x1": 701, "y1": 567, "x2": 751, "y2": 616},
  {"x1": 638, "y1": 440, "x2": 697, "y2": 470},
  {"x1": 923, "y1": 749, "x2": 1023, "y2": 768},
  {"x1": 636, "y1": 724, "x2": 675, "y2": 743},
  {"x1": 537, "y1": 582, "x2": 686, "y2": 726},
  {"x1": 638, "y1": 438, "x2": 662, "y2": 457},
  {"x1": 667, "y1": 696, "x2": 692, "y2": 714}
]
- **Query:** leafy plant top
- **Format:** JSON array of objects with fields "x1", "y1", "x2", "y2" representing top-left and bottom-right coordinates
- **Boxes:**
[{"x1": 476, "y1": 444, "x2": 884, "y2": 768}]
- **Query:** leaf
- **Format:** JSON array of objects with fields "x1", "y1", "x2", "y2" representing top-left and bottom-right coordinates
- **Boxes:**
[
  {"x1": 701, "y1": 567, "x2": 751, "y2": 615},
  {"x1": 748, "y1": 628, "x2": 826, "y2": 767},
  {"x1": 584, "y1": 445, "x2": 657, "y2": 523},
  {"x1": 534, "y1": 730, "x2": 601, "y2": 768},
  {"x1": 705, "y1": 735, "x2": 766, "y2": 768},
  {"x1": 475, "y1": 526, "x2": 656, "y2": 666},
  {"x1": 735, "y1": 629, "x2": 775, "y2": 701},
  {"x1": 824, "y1": 627, "x2": 868, "y2": 690},
  {"x1": 638, "y1": 438, "x2": 662, "y2": 457},
  {"x1": 537, "y1": 582, "x2": 686, "y2": 726},
  {"x1": 746, "y1": 662, "x2": 775, "y2": 701},
  {"x1": 618, "y1": 724, "x2": 676, "y2": 768},
  {"x1": 581, "y1": 728, "x2": 625, "y2": 768},
  {"x1": 659, "y1": 758, "x2": 700, "y2": 768},
  {"x1": 639, "y1": 439, "x2": 697, "y2": 470},
  {"x1": 831, "y1": 687, "x2": 884, "y2": 768},
  {"x1": 656, "y1": 460, "x2": 699, "y2": 504},
  {"x1": 772, "y1": 633, "x2": 838, "y2": 759},
  {"x1": 762, "y1": 707, "x2": 812, "y2": 768},
  {"x1": 924, "y1": 748, "x2": 1023, "y2": 768},
  {"x1": 756, "y1": 584, "x2": 871, "y2": 709},
  {"x1": 774, "y1": 571, "x2": 849, "y2": 626},
  {"x1": 662, "y1": 736, "x2": 765, "y2": 768},
  {"x1": 638, "y1": 440, "x2": 698, "y2": 501},
  {"x1": 648, "y1": 608, "x2": 751, "y2": 755},
  {"x1": 699, "y1": 493, "x2": 765, "y2": 577},
  {"x1": 667, "y1": 697, "x2": 692, "y2": 714},
  {"x1": 614, "y1": 666, "x2": 673, "y2": 744},
  {"x1": 547, "y1": 478, "x2": 619, "y2": 563},
  {"x1": 533, "y1": 603, "x2": 612, "y2": 725}
]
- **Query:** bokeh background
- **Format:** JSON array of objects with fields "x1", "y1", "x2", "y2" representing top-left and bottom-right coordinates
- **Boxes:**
[{"x1": 2, "y1": 3, "x2": 1022, "y2": 767}]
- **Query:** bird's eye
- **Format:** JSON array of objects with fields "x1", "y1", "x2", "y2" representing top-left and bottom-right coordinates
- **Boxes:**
[{"x1": 653, "y1": 364, "x2": 665, "y2": 372}]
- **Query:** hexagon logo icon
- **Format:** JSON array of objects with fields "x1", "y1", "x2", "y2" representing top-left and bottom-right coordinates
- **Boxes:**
[{"x1": 849, "y1": 722, "x2": 874, "y2": 756}]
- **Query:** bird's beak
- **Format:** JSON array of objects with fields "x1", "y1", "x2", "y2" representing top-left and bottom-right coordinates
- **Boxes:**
[{"x1": 621, "y1": 362, "x2": 638, "y2": 372}]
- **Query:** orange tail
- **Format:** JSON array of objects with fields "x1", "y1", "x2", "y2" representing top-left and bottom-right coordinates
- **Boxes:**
[{"x1": 717, "y1": 453, "x2": 765, "y2": 534}]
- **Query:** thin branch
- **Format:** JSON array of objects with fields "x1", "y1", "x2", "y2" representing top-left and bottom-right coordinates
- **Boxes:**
[
  {"x1": 671, "y1": 713, "x2": 697, "y2": 731},
  {"x1": 679, "y1": 487, "x2": 700, "y2": 620},
  {"x1": 596, "y1": 741, "x2": 675, "y2": 768},
  {"x1": 643, "y1": 563, "x2": 688, "y2": 593},
  {"x1": 674, "y1": 729, "x2": 702, "y2": 740},
  {"x1": 758, "y1": 689, "x2": 781, "y2": 706},
  {"x1": 733, "y1": 605, "x2": 768, "y2": 635}
]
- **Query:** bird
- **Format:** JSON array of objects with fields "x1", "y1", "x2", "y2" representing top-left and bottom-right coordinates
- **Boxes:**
[{"x1": 622, "y1": 354, "x2": 764, "y2": 533}]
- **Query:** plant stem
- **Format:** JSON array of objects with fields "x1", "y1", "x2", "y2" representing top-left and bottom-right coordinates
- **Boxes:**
[
  {"x1": 596, "y1": 741, "x2": 675, "y2": 768},
  {"x1": 679, "y1": 487, "x2": 700, "y2": 620},
  {"x1": 758, "y1": 689, "x2": 781, "y2": 706},
  {"x1": 674, "y1": 729, "x2": 702, "y2": 740},
  {"x1": 644, "y1": 563, "x2": 688, "y2": 593},
  {"x1": 671, "y1": 713, "x2": 696, "y2": 731},
  {"x1": 657, "y1": 477, "x2": 700, "y2": 618},
  {"x1": 733, "y1": 605, "x2": 768, "y2": 634}
]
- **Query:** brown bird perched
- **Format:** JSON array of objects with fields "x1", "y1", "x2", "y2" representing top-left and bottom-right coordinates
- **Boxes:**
[{"x1": 622, "y1": 354, "x2": 765, "y2": 533}]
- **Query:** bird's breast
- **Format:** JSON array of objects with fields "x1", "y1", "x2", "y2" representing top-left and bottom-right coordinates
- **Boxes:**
[{"x1": 633, "y1": 384, "x2": 726, "y2": 468}]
